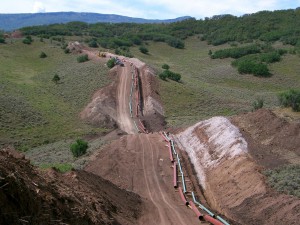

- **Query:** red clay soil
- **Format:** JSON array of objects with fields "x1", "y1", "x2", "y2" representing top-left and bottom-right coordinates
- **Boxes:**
[
  {"x1": 85, "y1": 133, "x2": 208, "y2": 225},
  {"x1": 231, "y1": 109, "x2": 300, "y2": 168},
  {"x1": 0, "y1": 147, "x2": 142, "y2": 225},
  {"x1": 201, "y1": 109, "x2": 300, "y2": 225},
  {"x1": 80, "y1": 67, "x2": 118, "y2": 129}
]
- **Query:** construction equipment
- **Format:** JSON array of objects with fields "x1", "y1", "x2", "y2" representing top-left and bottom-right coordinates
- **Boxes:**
[{"x1": 98, "y1": 52, "x2": 106, "y2": 57}]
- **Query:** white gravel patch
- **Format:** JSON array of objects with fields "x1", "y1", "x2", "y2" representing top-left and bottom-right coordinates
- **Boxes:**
[{"x1": 176, "y1": 116, "x2": 248, "y2": 188}]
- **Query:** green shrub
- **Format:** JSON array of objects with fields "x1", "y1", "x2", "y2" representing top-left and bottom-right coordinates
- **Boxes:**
[
  {"x1": 211, "y1": 44, "x2": 261, "y2": 59},
  {"x1": 260, "y1": 52, "x2": 281, "y2": 63},
  {"x1": 160, "y1": 70, "x2": 181, "y2": 82},
  {"x1": 39, "y1": 52, "x2": 47, "y2": 58},
  {"x1": 107, "y1": 58, "x2": 116, "y2": 68},
  {"x1": 235, "y1": 60, "x2": 270, "y2": 77},
  {"x1": 77, "y1": 54, "x2": 89, "y2": 63},
  {"x1": 0, "y1": 37, "x2": 5, "y2": 44},
  {"x1": 88, "y1": 40, "x2": 98, "y2": 48},
  {"x1": 159, "y1": 72, "x2": 167, "y2": 81},
  {"x1": 252, "y1": 98, "x2": 264, "y2": 110},
  {"x1": 64, "y1": 48, "x2": 70, "y2": 54},
  {"x1": 70, "y1": 139, "x2": 88, "y2": 158},
  {"x1": 40, "y1": 163, "x2": 73, "y2": 173},
  {"x1": 264, "y1": 164, "x2": 300, "y2": 198},
  {"x1": 22, "y1": 36, "x2": 33, "y2": 45},
  {"x1": 162, "y1": 64, "x2": 170, "y2": 70},
  {"x1": 52, "y1": 73, "x2": 60, "y2": 84},
  {"x1": 139, "y1": 46, "x2": 149, "y2": 54},
  {"x1": 278, "y1": 89, "x2": 300, "y2": 111}
]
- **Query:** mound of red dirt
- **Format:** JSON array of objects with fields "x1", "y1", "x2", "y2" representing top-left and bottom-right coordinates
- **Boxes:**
[
  {"x1": 80, "y1": 68, "x2": 118, "y2": 129},
  {"x1": 0, "y1": 147, "x2": 142, "y2": 225},
  {"x1": 231, "y1": 108, "x2": 300, "y2": 168}
]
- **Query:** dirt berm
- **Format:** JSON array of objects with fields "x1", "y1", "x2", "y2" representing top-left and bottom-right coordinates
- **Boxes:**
[
  {"x1": 175, "y1": 109, "x2": 300, "y2": 225},
  {"x1": 0, "y1": 147, "x2": 142, "y2": 225}
]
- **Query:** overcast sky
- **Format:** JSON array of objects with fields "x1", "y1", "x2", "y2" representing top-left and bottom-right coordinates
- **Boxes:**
[{"x1": 1, "y1": 0, "x2": 299, "y2": 19}]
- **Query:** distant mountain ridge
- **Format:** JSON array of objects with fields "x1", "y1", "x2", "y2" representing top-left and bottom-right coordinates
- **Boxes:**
[{"x1": 0, "y1": 12, "x2": 192, "y2": 31}]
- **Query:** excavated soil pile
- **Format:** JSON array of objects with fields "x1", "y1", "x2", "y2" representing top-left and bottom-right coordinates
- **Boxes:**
[
  {"x1": 80, "y1": 68, "x2": 118, "y2": 129},
  {"x1": 138, "y1": 66, "x2": 166, "y2": 132},
  {"x1": 231, "y1": 108, "x2": 300, "y2": 167},
  {"x1": 85, "y1": 133, "x2": 203, "y2": 225},
  {"x1": 0, "y1": 148, "x2": 142, "y2": 225},
  {"x1": 176, "y1": 114, "x2": 300, "y2": 225}
]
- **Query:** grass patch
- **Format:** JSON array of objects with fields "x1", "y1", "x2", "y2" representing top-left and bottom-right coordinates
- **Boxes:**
[
  {"x1": 0, "y1": 38, "x2": 110, "y2": 150},
  {"x1": 264, "y1": 164, "x2": 300, "y2": 198},
  {"x1": 39, "y1": 163, "x2": 73, "y2": 173},
  {"x1": 130, "y1": 36, "x2": 300, "y2": 127}
]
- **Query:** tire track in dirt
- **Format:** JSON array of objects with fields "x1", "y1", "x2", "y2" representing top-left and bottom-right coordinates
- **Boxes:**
[
  {"x1": 116, "y1": 63, "x2": 136, "y2": 134},
  {"x1": 145, "y1": 134, "x2": 187, "y2": 225},
  {"x1": 140, "y1": 134, "x2": 167, "y2": 225}
]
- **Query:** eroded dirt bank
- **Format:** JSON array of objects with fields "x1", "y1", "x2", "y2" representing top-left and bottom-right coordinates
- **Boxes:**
[
  {"x1": 0, "y1": 148, "x2": 142, "y2": 225},
  {"x1": 175, "y1": 110, "x2": 300, "y2": 225}
]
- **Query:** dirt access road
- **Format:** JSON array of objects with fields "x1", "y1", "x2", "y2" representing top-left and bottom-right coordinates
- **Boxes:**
[
  {"x1": 116, "y1": 62, "x2": 137, "y2": 134},
  {"x1": 86, "y1": 133, "x2": 206, "y2": 225}
]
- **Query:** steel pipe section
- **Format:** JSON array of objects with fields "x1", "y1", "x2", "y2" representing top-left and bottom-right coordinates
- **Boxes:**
[
  {"x1": 173, "y1": 162, "x2": 178, "y2": 188},
  {"x1": 168, "y1": 141, "x2": 174, "y2": 163},
  {"x1": 189, "y1": 201, "x2": 204, "y2": 220},
  {"x1": 192, "y1": 192, "x2": 230, "y2": 225},
  {"x1": 178, "y1": 187, "x2": 189, "y2": 206},
  {"x1": 160, "y1": 132, "x2": 169, "y2": 142},
  {"x1": 204, "y1": 215, "x2": 224, "y2": 225}
]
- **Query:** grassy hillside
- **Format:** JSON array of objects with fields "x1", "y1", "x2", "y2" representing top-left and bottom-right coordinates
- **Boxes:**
[
  {"x1": 0, "y1": 38, "x2": 110, "y2": 150},
  {"x1": 131, "y1": 36, "x2": 300, "y2": 127}
]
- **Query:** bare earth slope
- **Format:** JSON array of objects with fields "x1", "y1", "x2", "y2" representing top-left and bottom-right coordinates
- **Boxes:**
[
  {"x1": 0, "y1": 148, "x2": 142, "y2": 225},
  {"x1": 176, "y1": 111, "x2": 300, "y2": 225}
]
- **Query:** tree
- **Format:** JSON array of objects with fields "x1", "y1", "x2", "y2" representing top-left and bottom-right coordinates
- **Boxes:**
[
  {"x1": 52, "y1": 74, "x2": 60, "y2": 84},
  {"x1": 70, "y1": 139, "x2": 88, "y2": 157},
  {"x1": 39, "y1": 52, "x2": 47, "y2": 58},
  {"x1": 0, "y1": 37, "x2": 5, "y2": 44},
  {"x1": 162, "y1": 64, "x2": 170, "y2": 70},
  {"x1": 139, "y1": 46, "x2": 149, "y2": 54}
]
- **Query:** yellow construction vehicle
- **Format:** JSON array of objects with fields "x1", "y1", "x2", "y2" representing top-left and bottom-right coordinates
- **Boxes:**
[{"x1": 98, "y1": 52, "x2": 106, "y2": 57}]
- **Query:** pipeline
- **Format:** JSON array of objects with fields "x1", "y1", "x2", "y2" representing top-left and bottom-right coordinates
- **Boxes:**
[
  {"x1": 139, "y1": 119, "x2": 146, "y2": 132},
  {"x1": 192, "y1": 192, "x2": 230, "y2": 225},
  {"x1": 160, "y1": 132, "x2": 169, "y2": 142},
  {"x1": 129, "y1": 102, "x2": 133, "y2": 118},
  {"x1": 168, "y1": 141, "x2": 174, "y2": 163},
  {"x1": 204, "y1": 215, "x2": 224, "y2": 225},
  {"x1": 191, "y1": 192, "x2": 215, "y2": 217},
  {"x1": 163, "y1": 132, "x2": 171, "y2": 141},
  {"x1": 133, "y1": 120, "x2": 140, "y2": 132},
  {"x1": 178, "y1": 187, "x2": 189, "y2": 206},
  {"x1": 170, "y1": 140, "x2": 177, "y2": 155},
  {"x1": 189, "y1": 201, "x2": 204, "y2": 221},
  {"x1": 173, "y1": 162, "x2": 178, "y2": 188}
]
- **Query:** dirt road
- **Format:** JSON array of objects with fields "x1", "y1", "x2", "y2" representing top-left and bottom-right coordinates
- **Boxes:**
[
  {"x1": 86, "y1": 133, "x2": 206, "y2": 225},
  {"x1": 116, "y1": 62, "x2": 137, "y2": 134}
]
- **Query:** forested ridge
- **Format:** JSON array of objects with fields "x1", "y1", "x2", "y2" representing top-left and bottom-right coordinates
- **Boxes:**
[{"x1": 17, "y1": 8, "x2": 300, "y2": 48}]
